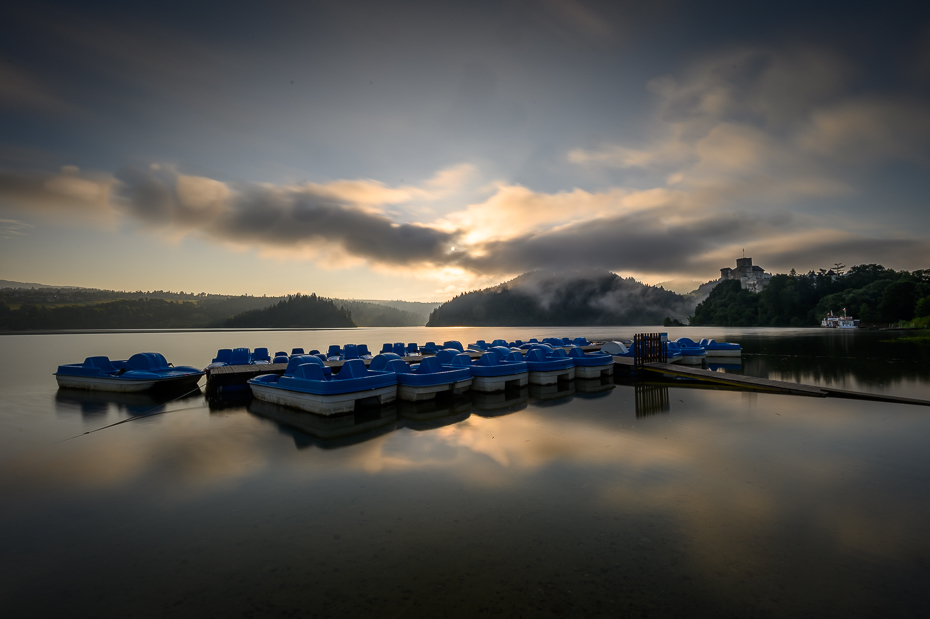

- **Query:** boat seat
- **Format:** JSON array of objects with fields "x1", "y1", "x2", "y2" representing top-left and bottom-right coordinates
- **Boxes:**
[
  {"x1": 549, "y1": 348, "x2": 569, "y2": 358},
  {"x1": 285, "y1": 355, "x2": 323, "y2": 376},
  {"x1": 272, "y1": 355, "x2": 289, "y2": 364},
  {"x1": 490, "y1": 346, "x2": 512, "y2": 360},
  {"x1": 84, "y1": 356, "x2": 117, "y2": 373},
  {"x1": 357, "y1": 344, "x2": 371, "y2": 357},
  {"x1": 406, "y1": 343, "x2": 419, "y2": 355},
  {"x1": 385, "y1": 359, "x2": 411, "y2": 374},
  {"x1": 435, "y1": 349, "x2": 456, "y2": 364},
  {"x1": 343, "y1": 344, "x2": 359, "y2": 359},
  {"x1": 443, "y1": 340, "x2": 464, "y2": 352},
  {"x1": 334, "y1": 359, "x2": 368, "y2": 379},
  {"x1": 127, "y1": 352, "x2": 171, "y2": 372},
  {"x1": 561, "y1": 337, "x2": 572, "y2": 345},
  {"x1": 392, "y1": 343, "x2": 406, "y2": 356},
  {"x1": 229, "y1": 348, "x2": 251, "y2": 365},
  {"x1": 291, "y1": 348, "x2": 305, "y2": 355},
  {"x1": 327, "y1": 345, "x2": 342, "y2": 358},
  {"x1": 294, "y1": 363, "x2": 327, "y2": 381},
  {"x1": 380, "y1": 343, "x2": 393, "y2": 353},
  {"x1": 526, "y1": 349, "x2": 549, "y2": 362},
  {"x1": 252, "y1": 348, "x2": 271, "y2": 362},
  {"x1": 369, "y1": 353, "x2": 402, "y2": 372},
  {"x1": 572, "y1": 337, "x2": 589, "y2": 346},
  {"x1": 450, "y1": 353, "x2": 474, "y2": 368},
  {"x1": 414, "y1": 356, "x2": 443, "y2": 374},
  {"x1": 476, "y1": 352, "x2": 501, "y2": 367},
  {"x1": 212, "y1": 349, "x2": 233, "y2": 364}
]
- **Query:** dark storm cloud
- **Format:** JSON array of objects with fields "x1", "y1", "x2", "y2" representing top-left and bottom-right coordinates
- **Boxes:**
[
  {"x1": 112, "y1": 167, "x2": 457, "y2": 265},
  {"x1": 456, "y1": 208, "x2": 793, "y2": 275}
]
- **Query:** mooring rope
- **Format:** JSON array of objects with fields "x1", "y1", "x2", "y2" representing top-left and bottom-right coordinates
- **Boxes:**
[{"x1": 54, "y1": 381, "x2": 206, "y2": 444}]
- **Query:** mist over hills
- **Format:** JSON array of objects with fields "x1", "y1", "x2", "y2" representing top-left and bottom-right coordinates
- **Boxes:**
[{"x1": 427, "y1": 270, "x2": 706, "y2": 327}]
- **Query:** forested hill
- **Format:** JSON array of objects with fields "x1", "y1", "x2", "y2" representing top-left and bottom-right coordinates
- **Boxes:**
[
  {"x1": 691, "y1": 264, "x2": 930, "y2": 327},
  {"x1": 0, "y1": 286, "x2": 429, "y2": 329},
  {"x1": 427, "y1": 270, "x2": 696, "y2": 327},
  {"x1": 221, "y1": 294, "x2": 355, "y2": 328}
]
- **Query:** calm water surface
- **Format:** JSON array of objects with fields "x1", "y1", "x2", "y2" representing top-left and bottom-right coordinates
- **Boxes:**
[{"x1": 1, "y1": 327, "x2": 929, "y2": 617}]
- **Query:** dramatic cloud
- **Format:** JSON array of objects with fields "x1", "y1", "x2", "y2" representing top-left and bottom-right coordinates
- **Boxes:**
[{"x1": 2, "y1": 36, "x2": 929, "y2": 293}]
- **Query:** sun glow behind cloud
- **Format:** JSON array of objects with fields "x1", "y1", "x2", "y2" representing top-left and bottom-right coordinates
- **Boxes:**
[{"x1": 1, "y1": 9, "x2": 929, "y2": 298}]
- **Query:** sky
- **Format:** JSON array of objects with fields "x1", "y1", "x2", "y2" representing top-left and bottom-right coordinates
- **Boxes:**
[{"x1": 1, "y1": 0, "x2": 929, "y2": 300}]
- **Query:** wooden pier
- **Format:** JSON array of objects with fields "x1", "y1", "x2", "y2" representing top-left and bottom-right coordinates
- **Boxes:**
[{"x1": 612, "y1": 356, "x2": 930, "y2": 406}]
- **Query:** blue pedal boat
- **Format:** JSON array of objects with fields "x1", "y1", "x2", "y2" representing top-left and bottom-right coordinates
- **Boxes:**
[
  {"x1": 524, "y1": 348, "x2": 575, "y2": 385},
  {"x1": 248, "y1": 357, "x2": 396, "y2": 415},
  {"x1": 55, "y1": 352, "x2": 204, "y2": 393},
  {"x1": 673, "y1": 338, "x2": 707, "y2": 364},
  {"x1": 699, "y1": 338, "x2": 742, "y2": 357},
  {"x1": 448, "y1": 351, "x2": 527, "y2": 393},
  {"x1": 376, "y1": 355, "x2": 472, "y2": 401},
  {"x1": 567, "y1": 347, "x2": 614, "y2": 378}
]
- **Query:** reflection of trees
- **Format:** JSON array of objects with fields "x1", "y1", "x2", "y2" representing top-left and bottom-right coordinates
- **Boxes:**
[
  {"x1": 733, "y1": 332, "x2": 930, "y2": 389},
  {"x1": 635, "y1": 384, "x2": 670, "y2": 418}
]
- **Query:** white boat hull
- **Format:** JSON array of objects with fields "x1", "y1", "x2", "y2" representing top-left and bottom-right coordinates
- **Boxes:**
[
  {"x1": 574, "y1": 364, "x2": 613, "y2": 379},
  {"x1": 528, "y1": 367, "x2": 574, "y2": 385},
  {"x1": 398, "y1": 378, "x2": 473, "y2": 402},
  {"x1": 250, "y1": 382, "x2": 396, "y2": 416},
  {"x1": 471, "y1": 373, "x2": 528, "y2": 393},
  {"x1": 55, "y1": 373, "x2": 202, "y2": 393}
]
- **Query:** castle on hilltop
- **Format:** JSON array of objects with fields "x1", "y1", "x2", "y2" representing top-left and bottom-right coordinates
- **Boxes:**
[{"x1": 720, "y1": 257, "x2": 771, "y2": 292}]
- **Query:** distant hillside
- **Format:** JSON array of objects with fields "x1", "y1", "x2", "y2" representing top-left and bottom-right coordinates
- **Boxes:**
[
  {"x1": 221, "y1": 294, "x2": 355, "y2": 328},
  {"x1": 0, "y1": 279, "x2": 85, "y2": 289},
  {"x1": 355, "y1": 299, "x2": 440, "y2": 324},
  {"x1": 426, "y1": 270, "x2": 697, "y2": 327},
  {"x1": 0, "y1": 282, "x2": 437, "y2": 328},
  {"x1": 338, "y1": 300, "x2": 426, "y2": 327},
  {"x1": 687, "y1": 279, "x2": 720, "y2": 304}
]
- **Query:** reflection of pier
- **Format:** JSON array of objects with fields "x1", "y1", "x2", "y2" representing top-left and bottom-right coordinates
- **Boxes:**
[
  {"x1": 635, "y1": 384, "x2": 670, "y2": 418},
  {"x1": 614, "y1": 355, "x2": 930, "y2": 406}
]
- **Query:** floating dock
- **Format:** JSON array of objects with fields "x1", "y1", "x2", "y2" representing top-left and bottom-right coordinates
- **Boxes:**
[{"x1": 206, "y1": 342, "x2": 930, "y2": 408}]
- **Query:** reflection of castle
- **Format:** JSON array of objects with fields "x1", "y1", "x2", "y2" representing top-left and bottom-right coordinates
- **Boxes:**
[{"x1": 720, "y1": 257, "x2": 771, "y2": 292}]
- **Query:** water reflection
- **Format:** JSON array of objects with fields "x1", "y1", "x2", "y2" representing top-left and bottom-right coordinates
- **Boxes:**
[
  {"x1": 469, "y1": 386, "x2": 529, "y2": 416},
  {"x1": 4, "y1": 329, "x2": 930, "y2": 618},
  {"x1": 248, "y1": 398, "x2": 398, "y2": 446},
  {"x1": 528, "y1": 381, "x2": 575, "y2": 403},
  {"x1": 735, "y1": 331, "x2": 930, "y2": 394},
  {"x1": 634, "y1": 383, "x2": 670, "y2": 417},
  {"x1": 574, "y1": 376, "x2": 616, "y2": 396},
  {"x1": 397, "y1": 396, "x2": 472, "y2": 428},
  {"x1": 54, "y1": 387, "x2": 204, "y2": 418},
  {"x1": 708, "y1": 360, "x2": 742, "y2": 372}
]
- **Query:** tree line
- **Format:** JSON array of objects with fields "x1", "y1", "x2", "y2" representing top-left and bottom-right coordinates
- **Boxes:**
[
  {"x1": 0, "y1": 293, "x2": 356, "y2": 330},
  {"x1": 690, "y1": 264, "x2": 930, "y2": 327}
]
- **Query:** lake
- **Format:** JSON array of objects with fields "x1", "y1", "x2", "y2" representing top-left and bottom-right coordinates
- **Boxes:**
[{"x1": 1, "y1": 327, "x2": 929, "y2": 617}]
